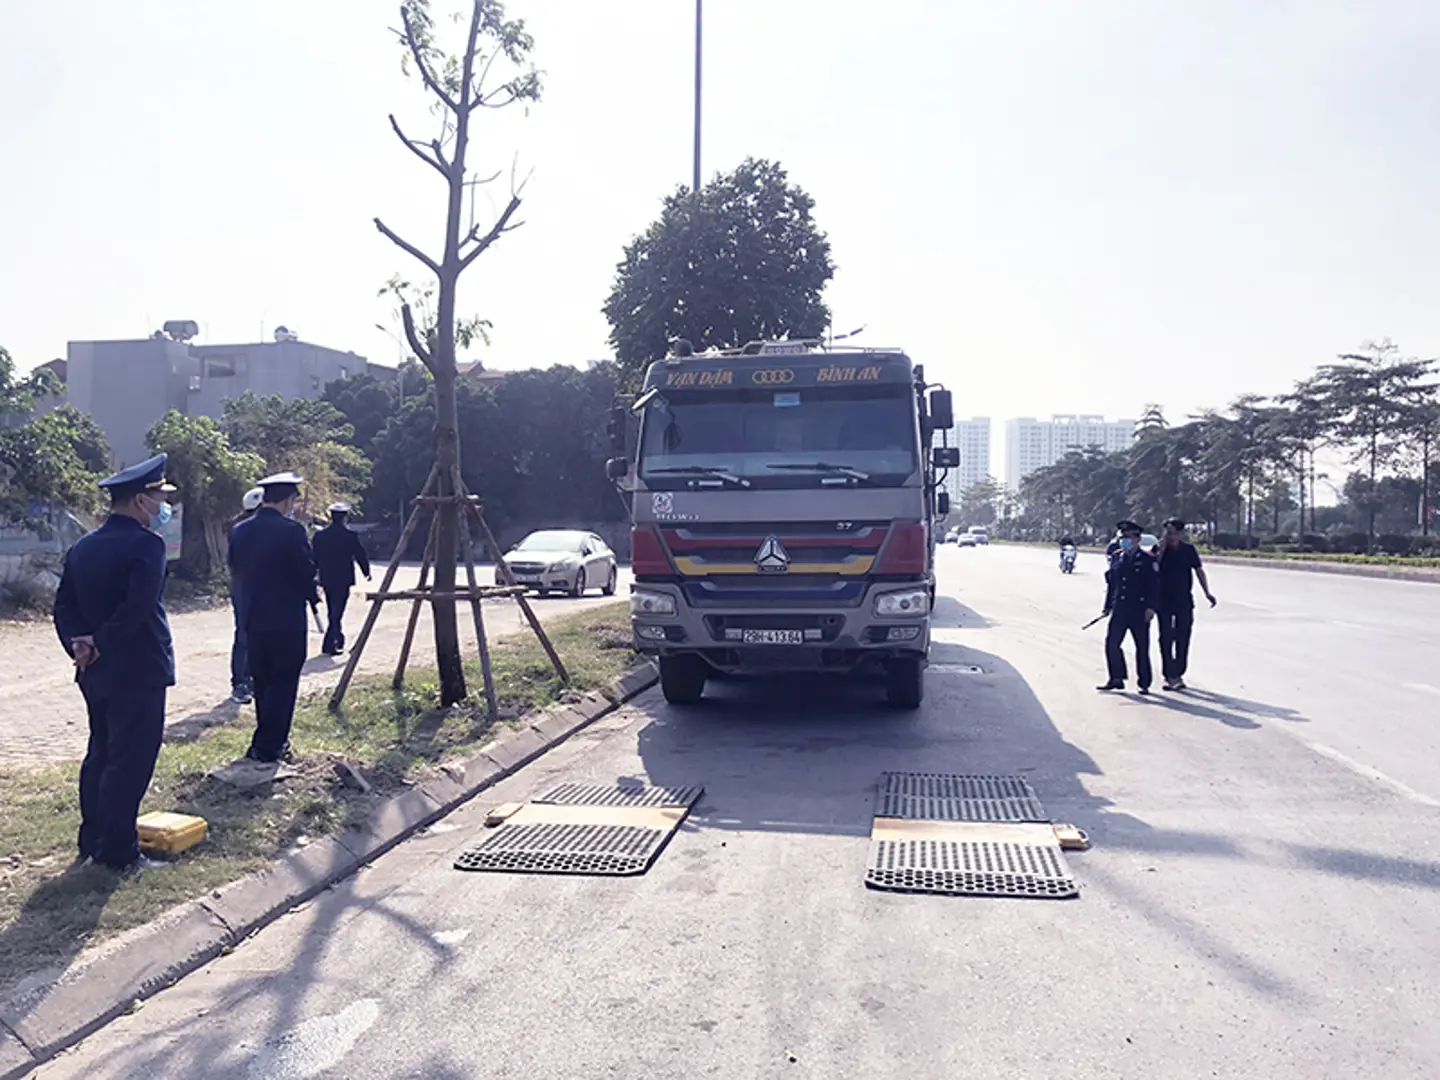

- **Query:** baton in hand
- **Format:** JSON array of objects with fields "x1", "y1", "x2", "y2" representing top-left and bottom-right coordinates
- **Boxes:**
[
  {"x1": 1082, "y1": 613, "x2": 1107, "y2": 630},
  {"x1": 311, "y1": 605, "x2": 324, "y2": 635}
]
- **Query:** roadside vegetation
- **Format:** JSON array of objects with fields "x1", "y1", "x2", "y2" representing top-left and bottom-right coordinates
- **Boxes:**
[{"x1": 0, "y1": 603, "x2": 635, "y2": 998}]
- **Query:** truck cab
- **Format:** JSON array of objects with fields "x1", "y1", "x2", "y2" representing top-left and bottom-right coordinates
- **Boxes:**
[{"x1": 608, "y1": 339, "x2": 956, "y2": 709}]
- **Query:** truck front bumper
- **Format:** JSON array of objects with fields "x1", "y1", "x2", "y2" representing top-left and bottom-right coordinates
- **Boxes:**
[{"x1": 629, "y1": 582, "x2": 931, "y2": 674}]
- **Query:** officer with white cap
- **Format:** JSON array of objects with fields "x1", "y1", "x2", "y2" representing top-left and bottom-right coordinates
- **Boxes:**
[
  {"x1": 227, "y1": 472, "x2": 319, "y2": 762},
  {"x1": 311, "y1": 501, "x2": 371, "y2": 655},
  {"x1": 227, "y1": 487, "x2": 265, "y2": 704},
  {"x1": 52, "y1": 453, "x2": 177, "y2": 872}
]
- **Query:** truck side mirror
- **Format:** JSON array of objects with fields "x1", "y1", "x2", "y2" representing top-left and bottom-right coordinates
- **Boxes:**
[
  {"x1": 932, "y1": 446, "x2": 960, "y2": 469},
  {"x1": 937, "y1": 492, "x2": 951, "y2": 517},
  {"x1": 607, "y1": 406, "x2": 628, "y2": 455},
  {"x1": 928, "y1": 389, "x2": 954, "y2": 431},
  {"x1": 606, "y1": 457, "x2": 628, "y2": 481}
]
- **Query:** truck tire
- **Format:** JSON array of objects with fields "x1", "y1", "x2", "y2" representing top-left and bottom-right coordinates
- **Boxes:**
[
  {"x1": 885, "y1": 657, "x2": 925, "y2": 709},
  {"x1": 659, "y1": 655, "x2": 707, "y2": 705}
]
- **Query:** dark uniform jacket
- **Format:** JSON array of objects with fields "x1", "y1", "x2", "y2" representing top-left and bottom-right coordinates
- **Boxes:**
[
  {"x1": 228, "y1": 508, "x2": 319, "y2": 636},
  {"x1": 1103, "y1": 548, "x2": 1161, "y2": 616},
  {"x1": 53, "y1": 515, "x2": 175, "y2": 691},
  {"x1": 311, "y1": 523, "x2": 370, "y2": 589}
]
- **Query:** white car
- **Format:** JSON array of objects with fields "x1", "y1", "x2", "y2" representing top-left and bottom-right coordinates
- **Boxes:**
[
  {"x1": 496, "y1": 529, "x2": 618, "y2": 598},
  {"x1": 957, "y1": 532, "x2": 978, "y2": 548}
]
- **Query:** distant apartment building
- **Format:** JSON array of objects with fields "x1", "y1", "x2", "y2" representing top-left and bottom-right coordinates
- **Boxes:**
[
  {"x1": 943, "y1": 417, "x2": 993, "y2": 501},
  {"x1": 1004, "y1": 414, "x2": 1137, "y2": 490},
  {"x1": 66, "y1": 332, "x2": 370, "y2": 467}
]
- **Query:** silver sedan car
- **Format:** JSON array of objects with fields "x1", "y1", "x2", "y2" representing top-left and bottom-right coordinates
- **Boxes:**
[{"x1": 495, "y1": 529, "x2": 619, "y2": 598}]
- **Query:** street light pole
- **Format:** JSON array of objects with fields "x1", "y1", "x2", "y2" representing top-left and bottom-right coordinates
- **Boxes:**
[{"x1": 693, "y1": 0, "x2": 702, "y2": 193}]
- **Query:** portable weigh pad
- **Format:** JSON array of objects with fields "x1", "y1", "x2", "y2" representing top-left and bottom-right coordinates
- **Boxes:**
[
  {"x1": 454, "y1": 781, "x2": 703, "y2": 876},
  {"x1": 877, "y1": 772, "x2": 1048, "y2": 823},
  {"x1": 865, "y1": 820, "x2": 1078, "y2": 899},
  {"x1": 866, "y1": 774, "x2": 1079, "y2": 900}
]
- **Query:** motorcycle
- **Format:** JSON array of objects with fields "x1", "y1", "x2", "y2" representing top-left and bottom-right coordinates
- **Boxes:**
[{"x1": 1060, "y1": 545, "x2": 1077, "y2": 574}]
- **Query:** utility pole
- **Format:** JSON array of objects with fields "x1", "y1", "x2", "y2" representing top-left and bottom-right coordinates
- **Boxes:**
[{"x1": 693, "y1": 0, "x2": 702, "y2": 193}]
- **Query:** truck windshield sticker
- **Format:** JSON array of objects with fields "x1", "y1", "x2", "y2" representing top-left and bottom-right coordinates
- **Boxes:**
[{"x1": 773, "y1": 392, "x2": 801, "y2": 408}]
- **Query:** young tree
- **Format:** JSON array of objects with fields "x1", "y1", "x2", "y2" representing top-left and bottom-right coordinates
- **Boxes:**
[
  {"x1": 604, "y1": 158, "x2": 834, "y2": 373},
  {"x1": 1306, "y1": 340, "x2": 1437, "y2": 550},
  {"x1": 375, "y1": 0, "x2": 541, "y2": 704}
]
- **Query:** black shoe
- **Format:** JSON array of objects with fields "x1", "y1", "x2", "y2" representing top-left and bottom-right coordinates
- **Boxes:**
[
  {"x1": 231, "y1": 685, "x2": 253, "y2": 705},
  {"x1": 1138, "y1": 686, "x2": 1151, "y2": 696},
  {"x1": 1096, "y1": 681, "x2": 1124, "y2": 692}
]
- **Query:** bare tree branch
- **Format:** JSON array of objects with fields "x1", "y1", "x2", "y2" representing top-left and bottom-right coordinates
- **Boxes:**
[
  {"x1": 401, "y1": 302, "x2": 435, "y2": 374},
  {"x1": 389, "y1": 114, "x2": 450, "y2": 180},
  {"x1": 374, "y1": 217, "x2": 440, "y2": 275},
  {"x1": 456, "y1": 0, "x2": 485, "y2": 113},
  {"x1": 469, "y1": 46, "x2": 504, "y2": 112},
  {"x1": 400, "y1": 5, "x2": 458, "y2": 114},
  {"x1": 460, "y1": 194, "x2": 523, "y2": 270}
]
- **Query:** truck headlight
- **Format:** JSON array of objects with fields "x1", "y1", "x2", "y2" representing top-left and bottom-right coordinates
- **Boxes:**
[
  {"x1": 873, "y1": 588, "x2": 929, "y2": 617},
  {"x1": 631, "y1": 590, "x2": 677, "y2": 617}
]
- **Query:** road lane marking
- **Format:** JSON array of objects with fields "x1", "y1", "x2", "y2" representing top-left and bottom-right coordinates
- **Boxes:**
[
  {"x1": 1402, "y1": 682, "x2": 1440, "y2": 698},
  {"x1": 1307, "y1": 742, "x2": 1440, "y2": 807},
  {"x1": 246, "y1": 998, "x2": 380, "y2": 1080}
]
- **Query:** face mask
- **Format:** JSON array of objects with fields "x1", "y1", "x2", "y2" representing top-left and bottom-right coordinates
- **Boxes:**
[
  {"x1": 1120, "y1": 538, "x2": 1136, "y2": 551},
  {"x1": 147, "y1": 499, "x2": 173, "y2": 532}
]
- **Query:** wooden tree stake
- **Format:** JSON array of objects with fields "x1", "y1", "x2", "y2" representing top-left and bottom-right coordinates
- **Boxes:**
[
  {"x1": 394, "y1": 509, "x2": 441, "y2": 690},
  {"x1": 329, "y1": 463, "x2": 439, "y2": 710}
]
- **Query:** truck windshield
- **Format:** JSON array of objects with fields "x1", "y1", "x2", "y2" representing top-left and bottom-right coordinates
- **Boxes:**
[{"x1": 638, "y1": 385, "x2": 918, "y2": 489}]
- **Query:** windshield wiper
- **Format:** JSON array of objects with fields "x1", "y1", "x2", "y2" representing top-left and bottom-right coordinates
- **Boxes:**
[
  {"x1": 766, "y1": 462, "x2": 871, "y2": 483},
  {"x1": 648, "y1": 466, "x2": 751, "y2": 488}
]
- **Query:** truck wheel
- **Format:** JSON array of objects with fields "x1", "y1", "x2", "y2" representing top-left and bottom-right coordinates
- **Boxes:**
[
  {"x1": 659, "y1": 656, "x2": 707, "y2": 705},
  {"x1": 885, "y1": 657, "x2": 925, "y2": 709}
]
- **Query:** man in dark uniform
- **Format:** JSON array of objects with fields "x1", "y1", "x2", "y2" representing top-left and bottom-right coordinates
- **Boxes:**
[
  {"x1": 1097, "y1": 519, "x2": 1161, "y2": 695},
  {"x1": 228, "y1": 472, "x2": 319, "y2": 763},
  {"x1": 1158, "y1": 517, "x2": 1218, "y2": 691},
  {"x1": 228, "y1": 486, "x2": 264, "y2": 704},
  {"x1": 311, "y1": 501, "x2": 371, "y2": 656},
  {"x1": 53, "y1": 453, "x2": 176, "y2": 872}
]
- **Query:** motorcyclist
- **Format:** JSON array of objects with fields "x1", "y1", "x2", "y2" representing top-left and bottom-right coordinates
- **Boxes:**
[{"x1": 1059, "y1": 535, "x2": 1077, "y2": 572}]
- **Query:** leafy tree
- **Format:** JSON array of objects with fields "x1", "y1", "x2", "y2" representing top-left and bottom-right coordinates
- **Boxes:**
[
  {"x1": 1305, "y1": 340, "x2": 1437, "y2": 550},
  {"x1": 957, "y1": 479, "x2": 1001, "y2": 528},
  {"x1": 375, "y1": 0, "x2": 542, "y2": 705},
  {"x1": 0, "y1": 346, "x2": 61, "y2": 420},
  {"x1": 146, "y1": 412, "x2": 266, "y2": 578},
  {"x1": 0, "y1": 406, "x2": 112, "y2": 524},
  {"x1": 322, "y1": 364, "x2": 429, "y2": 461},
  {"x1": 603, "y1": 158, "x2": 835, "y2": 373},
  {"x1": 219, "y1": 392, "x2": 371, "y2": 519},
  {"x1": 367, "y1": 365, "x2": 624, "y2": 552}
]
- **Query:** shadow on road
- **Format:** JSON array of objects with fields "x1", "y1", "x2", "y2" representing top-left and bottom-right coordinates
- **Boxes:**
[{"x1": 931, "y1": 595, "x2": 993, "y2": 629}]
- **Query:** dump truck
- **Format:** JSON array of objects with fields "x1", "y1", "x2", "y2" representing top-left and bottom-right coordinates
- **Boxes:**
[{"x1": 607, "y1": 338, "x2": 957, "y2": 708}]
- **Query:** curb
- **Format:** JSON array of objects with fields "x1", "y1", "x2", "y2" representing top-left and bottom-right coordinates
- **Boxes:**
[
  {"x1": 0, "y1": 660, "x2": 660, "y2": 1080},
  {"x1": 1199, "y1": 553, "x2": 1440, "y2": 584},
  {"x1": 997, "y1": 541, "x2": 1440, "y2": 585}
]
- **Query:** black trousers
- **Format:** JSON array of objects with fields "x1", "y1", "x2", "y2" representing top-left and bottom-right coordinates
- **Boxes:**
[
  {"x1": 322, "y1": 585, "x2": 349, "y2": 654},
  {"x1": 1105, "y1": 611, "x2": 1153, "y2": 689},
  {"x1": 78, "y1": 684, "x2": 166, "y2": 868},
  {"x1": 247, "y1": 629, "x2": 307, "y2": 760},
  {"x1": 1159, "y1": 604, "x2": 1196, "y2": 680}
]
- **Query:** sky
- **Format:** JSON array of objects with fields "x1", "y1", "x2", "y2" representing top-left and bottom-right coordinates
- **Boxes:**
[{"x1": 3, "y1": 0, "x2": 1439, "y2": 478}]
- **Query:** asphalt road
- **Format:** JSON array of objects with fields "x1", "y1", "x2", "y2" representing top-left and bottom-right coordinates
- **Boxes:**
[{"x1": 31, "y1": 546, "x2": 1440, "y2": 1079}]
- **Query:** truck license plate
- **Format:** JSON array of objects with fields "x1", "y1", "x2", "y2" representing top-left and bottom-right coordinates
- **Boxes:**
[{"x1": 742, "y1": 629, "x2": 804, "y2": 645}]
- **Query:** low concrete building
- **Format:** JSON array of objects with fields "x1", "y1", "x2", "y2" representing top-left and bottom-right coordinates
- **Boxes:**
[{"x1": 66, "y1": 334, "x2": 370, "y2": 467}]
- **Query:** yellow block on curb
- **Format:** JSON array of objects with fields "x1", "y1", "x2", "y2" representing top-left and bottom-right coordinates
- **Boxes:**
[
  {"x1": 137, "y1": 812, "x2": 209, "y2": 855},
  {"x1": 1052, "y1": 823, "x2": 1090, "y2": 851}
]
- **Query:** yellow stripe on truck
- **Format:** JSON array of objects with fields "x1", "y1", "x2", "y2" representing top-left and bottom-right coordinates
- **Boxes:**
[{"x1": 672, "y1": 556, "x2": 876, "y2": 577}]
